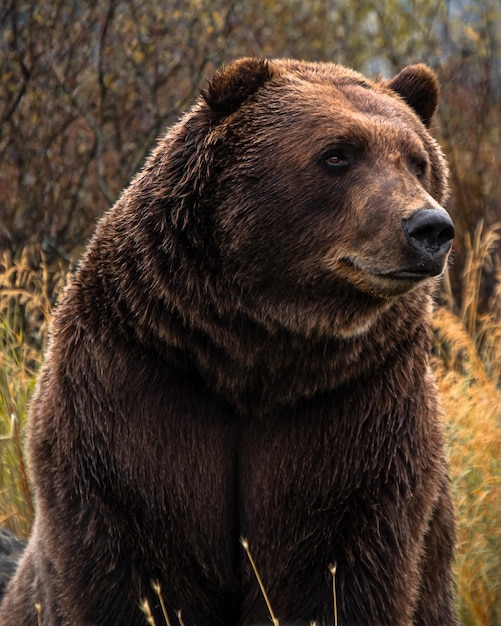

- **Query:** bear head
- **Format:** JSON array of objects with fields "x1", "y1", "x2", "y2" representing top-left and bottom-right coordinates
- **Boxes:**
[{"x1": 113, "y1": 59, "x2": 454, "y2": 340}]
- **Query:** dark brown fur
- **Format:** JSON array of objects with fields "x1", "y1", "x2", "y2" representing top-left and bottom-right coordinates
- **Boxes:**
[{"x1": 0, "y1": 59, "x2": 459, "y2": 625}]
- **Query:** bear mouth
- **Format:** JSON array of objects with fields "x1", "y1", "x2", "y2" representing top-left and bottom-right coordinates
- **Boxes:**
[
  {"x1": 383, "y1": 269, "x2": 437, "y2": 280},
  {"x1": 331, "y1": 257, "x2": 444, "y2": 297},
  {"x1": 339, "y1": 258, "x2": 440, "y2": 282},
  {"x1": 382, "y1": 266, "x2": 444, "y2": 281}
]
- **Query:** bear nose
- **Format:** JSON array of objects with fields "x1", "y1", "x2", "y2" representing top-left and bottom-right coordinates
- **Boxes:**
[{"x1": 403, "y1": 208, "x2": 455, "y2": 261}]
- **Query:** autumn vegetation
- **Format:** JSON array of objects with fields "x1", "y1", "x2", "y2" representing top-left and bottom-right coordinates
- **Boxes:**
[{"x1": 0, "y1": 1, "x2": 500, "y2": 625}]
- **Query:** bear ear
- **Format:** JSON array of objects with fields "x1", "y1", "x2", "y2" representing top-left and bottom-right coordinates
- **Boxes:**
[
  {"x1": 387, "y1": 64, "x2": 439, "y2": 127},
  {"x1": 202, "y1": 58, "x2": 275, "y2": 116}
]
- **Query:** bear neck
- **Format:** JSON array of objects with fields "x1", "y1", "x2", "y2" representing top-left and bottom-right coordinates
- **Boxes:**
[{"x1": 177, "y1": 292, "x2": 433, "y2": 416}]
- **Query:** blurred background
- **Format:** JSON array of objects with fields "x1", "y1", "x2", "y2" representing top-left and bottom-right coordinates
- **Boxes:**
[{"x1": 0, "y1": 2, "x2": 500, "y2": 625}]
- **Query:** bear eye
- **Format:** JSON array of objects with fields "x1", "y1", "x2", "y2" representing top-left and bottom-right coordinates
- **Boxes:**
[
  {"x1": 413, "y1": 160, "x2": 427, "y2": 178},
  {"x1": 323, "y1": 150, "x2": 350, "y2": 171}
]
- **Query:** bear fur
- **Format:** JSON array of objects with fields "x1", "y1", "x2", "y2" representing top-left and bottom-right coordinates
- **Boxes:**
[{"x1": 0, "y1": 59, "x2": 459, "y2": 625}]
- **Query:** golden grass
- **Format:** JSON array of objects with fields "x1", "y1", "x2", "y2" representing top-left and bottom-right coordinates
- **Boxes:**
[
  {"x1": 0, "y1": 249, "x2": 69, "y2": 537},
  {"x1": 433, "y1": 223, "x2": 501, "y2": 626},
  {"x1": 140, "y1": 540, "x2": 326, "y2": 626},
  {"x1": 1, "y1": 229, "x2": 500, "y2": 624},
  {"x1": 241, "y1": 537, "x2": 280, "y2": 626}
]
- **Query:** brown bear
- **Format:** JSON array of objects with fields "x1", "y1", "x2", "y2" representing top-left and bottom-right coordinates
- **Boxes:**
[{"x1": 0, "y1": 59, "x2": 459, "y2": 625}]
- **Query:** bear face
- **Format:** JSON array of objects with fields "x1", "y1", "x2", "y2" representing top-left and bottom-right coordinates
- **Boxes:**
[{"x1": 166, "y1": 59, "x2": 454, "y2": 338}]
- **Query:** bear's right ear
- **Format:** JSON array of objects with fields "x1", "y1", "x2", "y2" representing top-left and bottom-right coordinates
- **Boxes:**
[{"x1": 202, "y1": 58, "x2": 275, "y2": 117}]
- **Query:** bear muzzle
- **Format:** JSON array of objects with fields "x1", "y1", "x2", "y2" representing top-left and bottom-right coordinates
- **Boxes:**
[{"x1": 398, "y1": 208, "x2": 455, "y2": 279}]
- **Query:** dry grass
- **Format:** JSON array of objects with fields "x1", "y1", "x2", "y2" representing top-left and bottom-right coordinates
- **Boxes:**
[
  {"x1": 0, "y1": 249, "x2": 69, "y2": 537},
  {"x1": 140, "y1": 541, "x2": 331, "y2": 626},
  {"x1": 433, "y1": 223, "x2": 501, "y2": 626},
  {"x1": 0, "y1": 229, "x2": 500, "y2": 624}
]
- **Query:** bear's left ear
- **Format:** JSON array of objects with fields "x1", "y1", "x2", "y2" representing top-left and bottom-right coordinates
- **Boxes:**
[
  {"x1": 387, "y1": 64, "x2": 439, "y2": 127},
  {"x1": 202, "y1": 58, "x2": 275, "y2": 117}
]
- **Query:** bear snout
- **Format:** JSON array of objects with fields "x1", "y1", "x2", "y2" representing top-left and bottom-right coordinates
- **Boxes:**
[{"x1": 402, "y1": 208, "x2": 455, "y2": 275}]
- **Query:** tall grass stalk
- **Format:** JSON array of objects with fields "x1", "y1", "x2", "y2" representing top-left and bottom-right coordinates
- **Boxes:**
[
  {"x1": 329, "y1": 564, "x2": 338, "y2": 626},
  {"x1": 241, "y1": 537, "x2": 280, "y2": 626}
]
